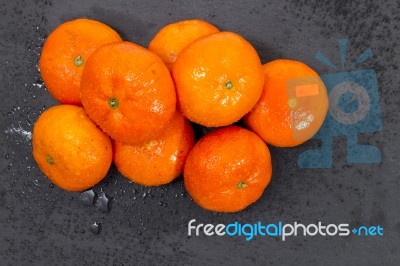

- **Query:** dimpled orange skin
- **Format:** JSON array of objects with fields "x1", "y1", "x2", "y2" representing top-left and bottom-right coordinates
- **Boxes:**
[
  {"x1": 172, "y1": 31, "x2": 264, "y2": 127},
  {"x1": 113, "y1": 112, "x2": 195, "y2": 186},
  {"x1": 184, "y1": 126, "x2": 272, "y2": 212},
  {"x1": 32, "y1": 105, "x2": 112, "y2": 191},
  {"x1": 80, "y1": 41, "x2": 176, "y2": 145},
  {"x1": 244, "y1": 59, "x2": 329, "y2": 147},
  {"x1": 148, "y1": 19, "x2": 219, "y2": 70},
  {"x1": 39, "y1": 18, "x2": 122, "y2": 105}
]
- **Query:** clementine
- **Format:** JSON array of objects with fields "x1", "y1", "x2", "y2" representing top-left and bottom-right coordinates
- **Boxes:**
[
  {"x1": 244, "y1": 59, "x2": 329, "y2": 147},
  {"x1": 184, "y1": 126, "x2": 272, "y2": 212},
  {"x1": 80, "y1": 41, "x2": 176, "y2": 145},
  {"x1": 172, "y1": 31, "x2": 264, "y2": 127},
  {"x1": 32, "y1": 105, "x2": 112, "y2": 191},
  {"x1": 39, "y1": 18, "x2": 122, "y2": 105}
]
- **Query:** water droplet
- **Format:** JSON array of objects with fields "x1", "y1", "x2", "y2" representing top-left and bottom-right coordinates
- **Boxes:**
[
  {"x1": 95, "y1": 191, "x2": 110, "y2": 213},
  {"x1": 80, "y1": 190, "x2": 96, "y2": 206},
  {"x1": 33, "y1": 179, "x2": 39, "y2": 187},
  {"x1": 90, "y1": 222, "x2": 100, "y2": 234},
  {"x1": 158, "y1": 201, "x2": 168, "y2": 207}
]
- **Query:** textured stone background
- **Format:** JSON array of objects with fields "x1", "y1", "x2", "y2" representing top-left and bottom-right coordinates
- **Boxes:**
[{"x1": 0, "y1": 0, "x2": 399, "y2": 265}]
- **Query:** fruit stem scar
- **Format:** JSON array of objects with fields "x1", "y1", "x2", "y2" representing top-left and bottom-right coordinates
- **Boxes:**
[
  {"x1": 236, "y1": 181, "x2": 247, "y2": 189},
  {"x1": 145, "y1": 140, "x2": 156, "y2": 149},
  {"x1": 108, "y1": 98, "x2": 119, "y2": 109},
  {"x1": 46, "y1": 155, "x2": 54, "y2": 165},
  {"x1": 225, "y1": 80, "x2": 233, "y2": 89},
  {"x1": 74, "y1": 55, "x2": 84, "y2": 67},
  {"x1": 288, "y1": 98, "x2": 297, "y2": 109}
]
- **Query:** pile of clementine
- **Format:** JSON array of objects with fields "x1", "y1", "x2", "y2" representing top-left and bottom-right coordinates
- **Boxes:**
[{"x1": 33, "y1": 18, "x2": 328, "y2": 212}]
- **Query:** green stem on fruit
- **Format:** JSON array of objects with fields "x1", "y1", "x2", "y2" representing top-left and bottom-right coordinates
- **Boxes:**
[
  {"x1": 236, "y1": 181, "x2": 247, "y2": 189},
  {"x1": 225, "y1": 80, "x2": 233, "y2": 90},
  {"x1": 46, "y1": 155, "x2": 54, "y2": 165},
  {"x1": 74, "y1": 55, "x2": 84, "y2": 67},
  {"x1": 108, "y1": 98, "x2": 119, "y2": 109}
]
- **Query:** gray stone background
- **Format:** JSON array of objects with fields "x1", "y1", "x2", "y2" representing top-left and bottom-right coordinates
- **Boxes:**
[{"x1": 0, "y1": 0, "x2": 399, "y2": 265}]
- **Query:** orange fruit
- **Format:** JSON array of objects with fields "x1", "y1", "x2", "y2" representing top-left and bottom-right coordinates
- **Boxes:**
[
  {"x1": 113, "y1": 111, "x2": 195, "y2": 186},
  {"x1": 244, "y1": 59, "x2": 329, "y2": 147},
  {"x1": 32, "y1": 105, "x2": 112, "y2": 191},
  {"x1": 172, "y1": 31, "x2": 264, "y2": 127},
  {"x1": 184, "y1": 126, "x2": 272, "y2": 212},
  {"x1": 80, "y1": 41, "x2": 176, "y2": 145},
  {"x1": 148, "y1": 19, "x2": 219, "y2": 70},
  {"x1": 39, "y1": 18, "x2": 122, "y2": 105}
]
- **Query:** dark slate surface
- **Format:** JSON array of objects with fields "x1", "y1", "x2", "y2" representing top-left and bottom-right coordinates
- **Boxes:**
[{"x1": 0, "y1": 0, "x2": 399, "y2": 265}]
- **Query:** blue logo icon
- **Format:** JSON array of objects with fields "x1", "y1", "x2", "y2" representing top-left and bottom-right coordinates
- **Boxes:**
[{"x1": 298, "y1": 39, "x2": 383, "y2": 168}]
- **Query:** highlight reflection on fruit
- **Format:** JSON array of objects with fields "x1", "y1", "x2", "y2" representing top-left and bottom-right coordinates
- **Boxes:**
[
  {"x1": 113, "y1": 111, "x2": 195, "y2": 186},
  {"x1": 172, "y1": 31, "x2": 264, "y2": 127}
]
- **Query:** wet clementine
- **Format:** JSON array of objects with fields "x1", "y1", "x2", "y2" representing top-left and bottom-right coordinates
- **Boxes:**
[
  {"x1": 184, "y1": 126, "x2": 272, "y2": 212},
  {"x1": 244, "y1": 59, "x2": 329, "y2": 147},
  {"x1": 113, "y1": 111, "x2": 195, "y2": 186},
  {"x1": 39, "y1": 18, "x2": 122, "y2": 105},
  {"x1": 172, "y1": 31, "x2": 264, "y2": 127},
  {"x1": 32, "y1": 105, "x2": 112, "y2": 191},
  {"x1": 148, "y1": 19, "x2": 219, "y2": 70},
  {"x1": 80, "y1": 41, "x2": 176, "y2": 145}
]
